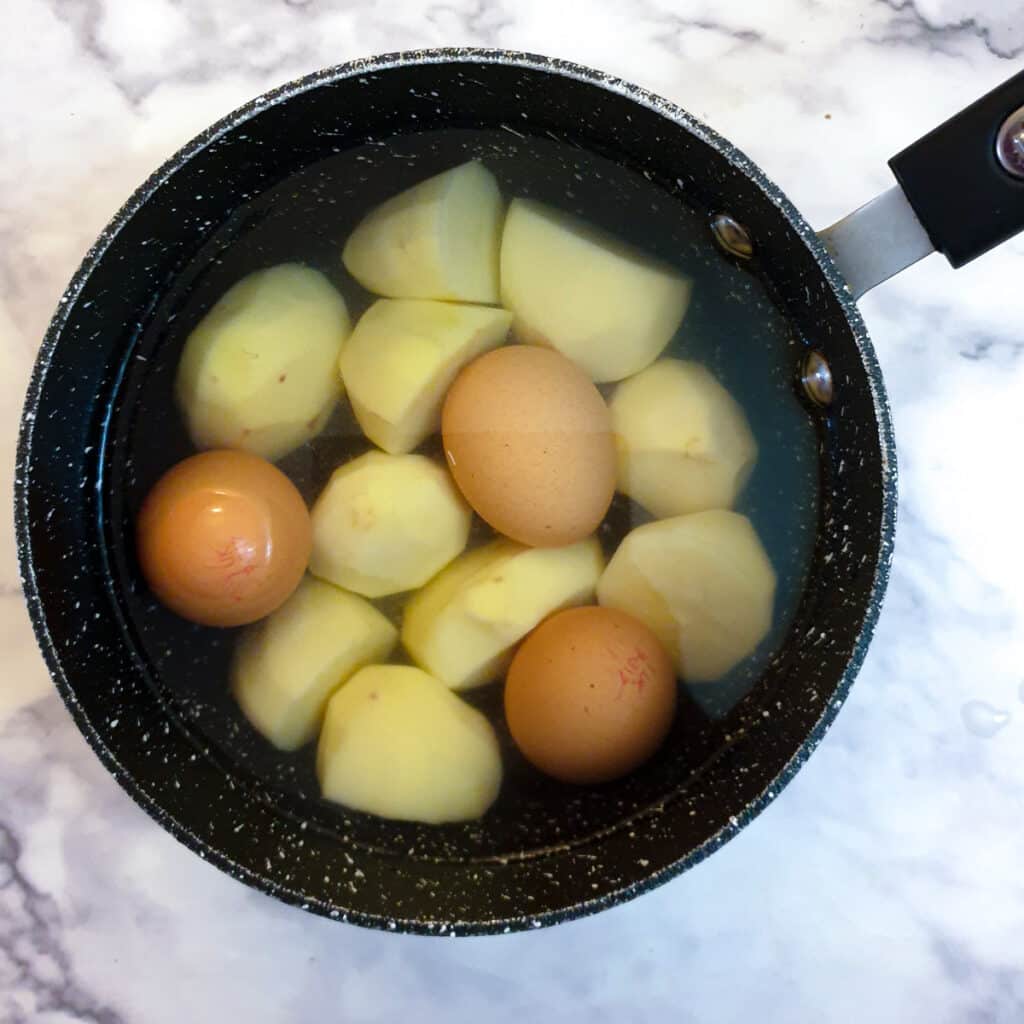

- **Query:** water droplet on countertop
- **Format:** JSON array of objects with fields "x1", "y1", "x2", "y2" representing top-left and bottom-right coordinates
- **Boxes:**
[{"x1": 960, "y1": 700, "x2": 1011, "y2": 738}]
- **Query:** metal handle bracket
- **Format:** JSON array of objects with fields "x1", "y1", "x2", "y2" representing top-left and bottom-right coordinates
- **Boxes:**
[{"x1": 817, "y1": 186, "x2": 935, "y2": 299}]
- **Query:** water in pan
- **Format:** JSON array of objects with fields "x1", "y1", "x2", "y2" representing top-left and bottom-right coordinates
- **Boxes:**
[{"x1": 103, "y1": 128, "x2": 819, "y2": 861}]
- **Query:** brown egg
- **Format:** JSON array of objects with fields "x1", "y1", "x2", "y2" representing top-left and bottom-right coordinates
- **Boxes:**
[
  {"x1": 441, "y1": 345, "x2": 615, "y2": 547},
  {"x1": 136, "y1": 450, "x2": 311, "y2": 628},
  {"x1": 505, "y1": 606, "x2": 677, "y2": 784}
]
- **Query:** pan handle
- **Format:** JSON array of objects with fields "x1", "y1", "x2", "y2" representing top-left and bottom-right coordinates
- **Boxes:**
[{"x1": 818, "y1": 69, "x2": 1024, "y2": 299}]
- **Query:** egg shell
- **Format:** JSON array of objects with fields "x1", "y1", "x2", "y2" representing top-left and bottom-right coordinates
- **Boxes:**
[
  {"x1": 504, "y1": 605, "x2": 677, "y2": 784},
  {"x1": 136, "y1": 449, "x2": 311, "y2": 628},
  {"x1": 441, "y1": 345, "x2": 615, "y2": 548}
]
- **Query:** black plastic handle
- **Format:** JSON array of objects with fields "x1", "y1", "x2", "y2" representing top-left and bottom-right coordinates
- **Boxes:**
[{"x1": 889, "y1": 69, "x2": 1024, "y2": 268}]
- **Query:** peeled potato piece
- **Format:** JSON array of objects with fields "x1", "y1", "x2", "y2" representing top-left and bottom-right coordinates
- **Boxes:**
[
  {"x1": 597, "y1": 510, "x2": 776, "y2": 682},
  {"x1": 317, "y1": 665, "x2": 503, "y2": 824},
  {"x1": 310, "y1": 451, "x2": 471, "y2": 598},
  {"x1": 499, "y1": 198, "x2": 692, "y2": 382},
  {"x1": 342, "y1": 161, "x2": 504, "y2": 304},
  {"x1": 176, "y1": 264, "x2": 351, "y2": 461},
  {"x1": 340, "y1": 299, "x2": 512, "y2": 454},
  {"x1": 611, "y1": 359, "x2": 757, "y2": 518},
  {"x1": 402, "y1": 537, "x2": 604, "y2": 691},
  {"x1": 232, "y1": 576, "x2": 397, "y2": 750}
]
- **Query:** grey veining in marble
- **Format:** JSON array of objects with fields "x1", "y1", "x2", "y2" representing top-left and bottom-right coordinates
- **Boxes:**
[{"x1": 2, "y1": 0, "x2": 1024, "y2": 1021}]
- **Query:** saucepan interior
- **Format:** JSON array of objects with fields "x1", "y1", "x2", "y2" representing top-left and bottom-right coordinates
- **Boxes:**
[{"x1": 16, "y1": 50, "x2": 895, "y2": 933}]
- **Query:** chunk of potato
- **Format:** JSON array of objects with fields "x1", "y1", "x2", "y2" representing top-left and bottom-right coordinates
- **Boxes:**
[
  {"x1": 611, "y1": 359, "x2": 757, "y2": 518},
  {"x1": 402, "y1": 537, "x2": 604, "y2": 691},
  {"x1": 176, "y1": 264, "x2": 351, "y2": 461},
  {"x1": 596, "y1": 510, "x2": 776, "y2": 682},
  {"x1": 342, "y1": 161, "x2": 504, "y2": 304},
  {"x1": 340, "y1": 299, "x2": 511, "y2": 454},
  {"x1": 310, "y1": 450, "x2": 471, "y2": 598},
  {"x1": 317, "y1": 664, "x2": 502, "y2": 823},
  {"x1": 499, "y1": 199, "x2": 692, "y2": 382},
  {"x1": 232, "y1": 576, "x2": 397, "y2": 750}
]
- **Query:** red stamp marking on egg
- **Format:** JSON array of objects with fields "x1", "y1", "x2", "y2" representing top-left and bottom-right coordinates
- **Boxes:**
[
  {"x1": 208, "y1": 543, "x2": 235, "y2": 570},
  {"x1": 616, "y1": 648, "x2": 651, "y2": 699},
  {"x1": 209, "y1": 537, "x2": 260, "y2": 598}
]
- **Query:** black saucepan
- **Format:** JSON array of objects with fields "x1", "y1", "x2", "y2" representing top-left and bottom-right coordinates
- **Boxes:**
[{"x1": 15, "y1": 51, "x2": 1024, "y2": 935}]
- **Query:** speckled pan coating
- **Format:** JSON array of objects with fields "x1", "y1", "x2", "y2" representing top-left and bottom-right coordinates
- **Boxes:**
[{"x1": 14, "y1": 49, "x2": 896, "y2": 936}]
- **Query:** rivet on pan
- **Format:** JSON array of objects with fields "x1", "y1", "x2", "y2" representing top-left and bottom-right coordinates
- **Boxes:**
[
  {"x1": 801, "y1": 350, "x2": 834, "y2": 407},
  {"x1": 710, "y1": 214, "x2": 754, "y2": 259},
  {"x1": 995, "y1": 104, "x2": 1024, "y2": 179}
]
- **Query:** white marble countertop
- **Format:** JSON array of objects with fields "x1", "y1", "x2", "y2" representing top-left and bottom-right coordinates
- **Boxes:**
[{"x1": 3, "y1": 1, "x2": 1024, "y2": 1021}]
